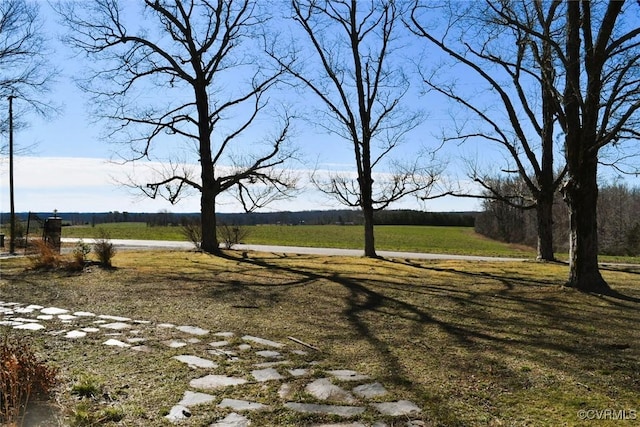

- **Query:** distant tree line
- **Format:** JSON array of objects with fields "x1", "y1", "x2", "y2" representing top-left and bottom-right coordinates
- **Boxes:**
[{"x1": 476, "y1": 179, "x2": 640, "y2": 257}]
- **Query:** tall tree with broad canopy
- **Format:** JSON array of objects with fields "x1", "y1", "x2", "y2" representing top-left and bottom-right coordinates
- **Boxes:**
[
  {"x1": 271, "y1": 0, "x2": 441, "y2": 258},
  {"x1": 58, "y1": 0, "x2": 297, "y2": 254},
  {"x1": 408, "y1": 1, "x2": 567, "y2": 261}
]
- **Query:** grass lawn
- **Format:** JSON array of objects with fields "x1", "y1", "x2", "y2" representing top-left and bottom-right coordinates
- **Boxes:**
[
  {"x1": 1, "y1": 250, "x2": 639, "y2": 426},
  {"x1": 62, "y1": 223, "x2": 536, "y2": 258}
]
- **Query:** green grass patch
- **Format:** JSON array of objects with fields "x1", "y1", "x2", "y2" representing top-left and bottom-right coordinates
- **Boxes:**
[
  {"x1": 63, "y1": 223, "x2": 536, "y2": 258},
  {"x1": 1, "y1": 251, "x2": 639, "y2": 426}
]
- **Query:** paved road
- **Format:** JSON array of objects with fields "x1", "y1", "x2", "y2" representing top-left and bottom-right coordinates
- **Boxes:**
[{"x1": 56, "y1": 238, "x2": 528, "y2": 262}]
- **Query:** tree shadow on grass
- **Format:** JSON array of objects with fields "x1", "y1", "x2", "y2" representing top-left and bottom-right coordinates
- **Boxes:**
[{"x1": 200, "y1": 252, "x2": 640, "y2": 424}]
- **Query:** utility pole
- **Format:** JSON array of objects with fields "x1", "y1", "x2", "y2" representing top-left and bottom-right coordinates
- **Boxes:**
[{"x1": 8, "y1": 95, "x2": 15, "y2": 254}]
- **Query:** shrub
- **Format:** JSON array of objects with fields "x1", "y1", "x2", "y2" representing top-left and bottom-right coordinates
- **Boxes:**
[
  {"x1": 181, "y1": 219, "x2": 202, "y2": 250},
  {"x1": 93, "y1": 230, "x2": 116, "y2": 268},
  {"x1": 29, "y1": 240, "x2": 61, "y2": 270},
  {"x1": 72, "y1": 240, "x2": 92, "y2": 268},
  {"x1": 0, "y1": 335, "x2": 58, "y2": 424},
  {"x1": 218, "y1": 223, "x2": 249, "y2": 249}
]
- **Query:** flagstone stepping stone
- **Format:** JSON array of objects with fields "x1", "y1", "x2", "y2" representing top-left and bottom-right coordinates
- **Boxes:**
[
  {"x1": 178, "y1": 390, "x2": 216, "y2": 407},
  {"x1": 238, "y1": 344, "x2": 252, "y2": 351},
  {"x1": 252, "y1": 367, "x2": 284, "y2": 382},
  {"x1": 165, "y1": 404, "x2": 191, "y2": 422},
  {"x1": 285, "y1": 402, "x2": 365, "y2": 416},
  {"x1": 219, "y1": 398, "x2": 270, "y2": 411},
  {"x1": 36, "y1": 315, "x2": 54, "y2": 320},
  {"x1": 352, "y1": 382, "x2": 387, "y2": 399},
  {"x1": 255, "y1": 360, "x2": 289, "y2": 368},
  {"x1": 41, "y1": 307, "x2": 68, "y2": 315},
  {"x1": 211, "y1": 412, "x2": 250, "y2": 427},
  {"x1": 103, "y1": 339, "x2": 131, "y2": 348},
  {"x1": 278, "y1": 383, "x2": 293, "y2": 399},
  {"x1": 12, "y1": 317, "x2": 40, "y2": 323},
  {"x1": 176, "y1": 325, "x2": 209, "y2": 336},
  {"x1": 292, "y1": 349, "x2": 308, "y2": 355},
  {"x1": 164, "y1": 340, "x2": 188, "y2": 348},
  {"x1": 58, "y1": 314, "x2": 78, "y2": 321},
  {"x1": 255, "y1": 350, "x2": 282, "y2": 358},
  {"x1": 288, "y1": 368, "x2": 309, "y2": 377},
  {"x1": 131, "y1": 345, "x2": 152, "y2": 353},
  {"x1": 0, "y1": 320, "x2": 23, "y2": 327},
  {"x1": 14, "y1": 322, "x2": 45, "y2": 331},
  {"x1": 189, "y1": 374, "x2": 247, "y2": 390},
  {"x1": 26, "y1": 304, "x2": 44, "y2": 310},
  {"x1": 327, "y1": 370, "x2": 370, "y2": 381},
  {"x1": 73, "y1": 311, "x2": 95, "y2": 317},
  {"x1": 311, "y1": 423, "x2": 369, "y2": 427},
  {"x1": 209, "y1": 340, "x2": 229, "y2": 347},
  {"x1": 158, "y1": 323, "x2": 176, "y2": 329},
  {"x1": 65, "y1": 330, "x2": 87, "y2": 339},
  {"x1": 81, "y1": 327, "x2": 100, "y2": 333},
  {"x1": 372, "y1": 400, "x2": 421, "y2": 416},
  {"x1": 127, "y1": 337, "x2": 146, "y2": 344},
  {"x1": 242, "y1": 335, "x2": 285, "y2": 348},
  {"x1": 214, "y1": 331, "x2": 235, "y2": 337},
  {"x1": 100, "y1": 322, "x2": 131, "y2": 330},
  {"x1": 14, "y1": 307, "x2": 36, "y2": 313},
  {"x1": 98, "y1": 314, "x2": 131, "y2": 322},
  {"x1": 173, "y1": 355, "x2": 218, "y2": 369},
  {"x1": 306, "y1": 378, "x2": 356, "y2": 403}
]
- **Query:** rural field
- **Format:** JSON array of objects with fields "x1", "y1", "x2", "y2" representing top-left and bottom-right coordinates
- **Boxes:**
[{"x1": 1, "y1": 226, "x2": 639, "y2": 426}]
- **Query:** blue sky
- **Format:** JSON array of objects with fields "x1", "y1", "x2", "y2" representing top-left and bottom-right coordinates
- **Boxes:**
[{"x1": 1, "y1": 1, "x2": 637, "y2": 215}]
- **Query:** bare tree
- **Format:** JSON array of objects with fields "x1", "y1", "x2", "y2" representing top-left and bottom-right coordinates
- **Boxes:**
[
  {"x1": 57, "y1": 0, "x2": 297, "y2": 254},
  {"x1": 561, "y1": 1, "x2": 640, "y2": 292},
  {"x1": 0, "y1": 0, "x2": 56, "y2": 148},
  {"x1": 272, "y1": 0, "x2": 441, "y2": 258},
  {"x1": 408, "y1": 1, "x2": 568, "y2": 261}
]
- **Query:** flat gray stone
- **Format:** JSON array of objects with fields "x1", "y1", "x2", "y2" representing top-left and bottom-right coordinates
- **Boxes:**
[
  {"x1": 164, "y1": 340, "x2": 188, "y2": 348},
  {"x1": 255, "y1": 350, "x2": 281, "y2": 358},
  {"x1": 288, "y1": 368, "x2": 309, "y2": 377},
  {"x1": 81, "y1": 327, "x2": 100, "y2": 333},
  {"x1": 242, "y1": 335, "x2": 284, "y2": 348},
  {"x1": 176, "y1": 325, "x2": 209, "y2": 335},
  {"x1": 190, "y1": 374, "x2": 247, "y2": 390},
  {"x1": 58, "y1": 314, "x2": 78, "y2": 321},
  {"x1": 306, "y1": 378, "x2": 355, "y2": 403},
  {"x1": 100, "y1": 322, "x2": 131, "y2": 330},
  {"x1": 214, "y1": 331, "x2": 235, "y2": 337},
  {"x1": 210, "y1": 412, "x2": 250, "y2": 427},
  {"x1": 278, "y1": 383, "x2": 293, "y2": 399},
  {"x1": 73, "y1": 311, "x2": 95, "y2": 317},
  {"x1": 238, "y1": 344, "x2": 252, "y2": 351},
  {"x1": 218, "y1": 398, "x2": 269, "y2": 411},
  {"x1": 173, "y1": 355, "x2": 218, "y2": 369},
  {"x1": 103, "y1": 339, "x2": 131, "y2": 348},
  {"x1": 327, "y1": 370, "x2": 370, "y2": 381},
  {"x1": 353, "y1": 382, "x2": 387, "y2": 398},
  {"x1": 14, "y1": 322, "x2": 45, "y2": 331},
  {"x1": 178, "y1": 390, "x2": 216, "y2": 407},
  {"x1": 209, "y1": 340, "x2": 229, "y2": 347},
  {"x1": 252, "y1": 368, "x2": 284, "y2": 382},
  {"x1": 65, "y1": 330, "x2": 87, "y2": 339},
  {"x1": 36, "y1": 315, "x2": 53, "y2": 320},
  {"x1": 165, "y1": 405, "x2": 191, "y2": 422},
  {"x1": 285, "y1": 402, "x2": 365, "y2": 416},
  {"x1": 157, "y1": 323, "x2": 176, "y2": 328},
  {"x1": 131, "y1": 345, "x2": 152, "y2": 353},
  {"x1": 41, "y1": 307, "x2": 69, "y2": 315},
  {"x1": 373, "y1": 400, "x2": 421, "y2": 416},
  {"x1": 99, "y1": 314, "x2": 131, "y2": 321}
]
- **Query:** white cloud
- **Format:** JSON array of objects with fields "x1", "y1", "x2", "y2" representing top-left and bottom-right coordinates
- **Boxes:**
[{"x1": 0, "y1": 156, "x2": 480, "y2": 213}]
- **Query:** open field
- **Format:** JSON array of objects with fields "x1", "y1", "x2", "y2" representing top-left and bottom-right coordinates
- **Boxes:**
[
  {"x1": 61, "y1": 223, "x2": 536, "y2": 257},
  {"x1": 1, "y1": 250, "x2": 639, "y2": 426}
]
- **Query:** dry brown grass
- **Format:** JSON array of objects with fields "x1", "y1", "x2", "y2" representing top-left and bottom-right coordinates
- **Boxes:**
[{"x1": 0, "y1": 250, "x2": 639, "y2": 426}]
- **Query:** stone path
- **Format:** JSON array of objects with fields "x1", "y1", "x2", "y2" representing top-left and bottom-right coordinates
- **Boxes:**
[{"x1": 0, "y1": 300, "x2": 423, "y2": 426}]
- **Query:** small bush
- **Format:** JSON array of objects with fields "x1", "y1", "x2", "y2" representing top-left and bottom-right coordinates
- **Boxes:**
[
  {"x1": 93, "y1": 230, "x2": 116, "y2": 268},
  {"x1": 29, "y1": 240, "x2": 61, "y2": 270},
  {"x1": 72, "y1": 240, "x2": 92, "y2": 268},
  {"x1": 0, "y1": 335, "x2": 58, "y2": 424},
  {"x1": 218, "y1": 223, "x2": 249, "y2": 249},
  {"x1": 181, "y1": 219, "x2": 202, "y2": 250}
]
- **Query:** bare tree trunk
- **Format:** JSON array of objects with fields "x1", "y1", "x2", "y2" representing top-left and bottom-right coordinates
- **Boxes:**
[
  {"x1": 536, "y1": 194, "x2": 555, "y2": 261},
  {"x1": 363, "y1": 206, "x2": 376, "y2": 258},
  {"x1": 563, "y1": 157, "x2": 609, "y2": 292}
]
